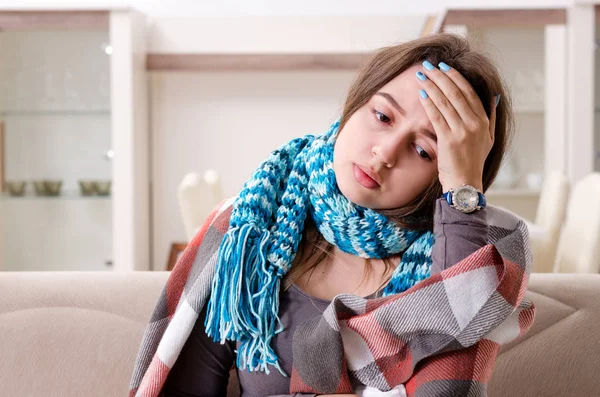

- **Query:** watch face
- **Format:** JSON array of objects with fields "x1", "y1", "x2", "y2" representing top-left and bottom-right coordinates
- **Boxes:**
[{"x1": 454, "y1": 186, "x2": 478, "y2": 212}]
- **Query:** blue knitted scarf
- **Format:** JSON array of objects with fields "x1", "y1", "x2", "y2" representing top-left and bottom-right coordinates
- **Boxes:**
[{"x1": 205, "y1": 120, "x2": 435, "y2": 375}]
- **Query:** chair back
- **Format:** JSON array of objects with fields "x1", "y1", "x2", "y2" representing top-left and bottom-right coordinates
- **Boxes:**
[
  {"x1": 554, "y1": 173, "x2": 600, "y2": 273},
  {"x1": 531, "y1": 170, "x2": 569, "y2": 272},
  {"x1": 177, "y1": 171, "x2": 224, "y2": 241}
]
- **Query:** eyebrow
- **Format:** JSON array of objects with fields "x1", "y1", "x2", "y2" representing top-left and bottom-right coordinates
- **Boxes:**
[
  {"x1": 375, "y1": 91, "x2": 437, "y2": 143},
  {"x1": 421, "y1": 128, "x2": 437, "y2": 143},
  {"x1": 375, "y1": 92, "x2": 405, "y2": 116}
]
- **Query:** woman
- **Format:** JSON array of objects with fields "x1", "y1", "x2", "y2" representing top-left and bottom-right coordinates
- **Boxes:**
[{"x1": 129, "y1": 33, "x2": 534, "y2": 397}]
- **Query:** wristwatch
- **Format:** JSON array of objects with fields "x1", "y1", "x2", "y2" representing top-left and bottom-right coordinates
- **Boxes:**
[{"x1": 441, "y1": 184, "x2": 486, "y2": 214}]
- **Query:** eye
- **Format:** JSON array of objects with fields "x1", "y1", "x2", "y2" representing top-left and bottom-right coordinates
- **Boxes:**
[
  {"x1": 374, "y1": 110, "x2": 392, "y2": 125},
  {"x1": 414, "y1": 144, "x2": 432, "y2": 161}
]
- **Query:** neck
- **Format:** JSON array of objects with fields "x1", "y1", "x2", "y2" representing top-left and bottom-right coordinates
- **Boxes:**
[
  {"x1": 329, "y1": 247, "x2": 368, "y2": 270},
  {"x1": 295, "y1": 246, "x2": 399, "y2": 300}
]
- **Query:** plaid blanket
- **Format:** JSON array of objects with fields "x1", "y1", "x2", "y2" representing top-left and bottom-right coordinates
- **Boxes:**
[{"x1": 129, "y1": 197, "x2": 535, "y2": 396}]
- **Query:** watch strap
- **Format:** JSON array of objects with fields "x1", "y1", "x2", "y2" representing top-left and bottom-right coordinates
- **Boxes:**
[
  {"x1": 442, "y1": 191, "x2": 453, "y2": 205},
  {"x1": 477, "y1": 191, "x2": 487, "y2": 207}
]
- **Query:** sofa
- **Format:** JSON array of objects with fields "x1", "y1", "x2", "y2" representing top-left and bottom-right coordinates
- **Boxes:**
[{"x1": 0, "y1": 271, "x2": 599, "y2": 397}]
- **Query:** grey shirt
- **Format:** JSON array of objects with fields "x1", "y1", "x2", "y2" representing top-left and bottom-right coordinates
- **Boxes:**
[{"x1": 162, "y1": 198, "x2": 489, "y2": 397}]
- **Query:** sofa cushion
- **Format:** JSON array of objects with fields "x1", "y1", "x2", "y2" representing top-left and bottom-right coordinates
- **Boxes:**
[
  {"x1": 0, "y1": 272, "x2": 598, "y2": 397},
  {"x1": 0, "y1": 271, "x2": 167, "y2": 397},
  {"x1": 491, "y1": 273, "x2": 600, "y2": 396}
]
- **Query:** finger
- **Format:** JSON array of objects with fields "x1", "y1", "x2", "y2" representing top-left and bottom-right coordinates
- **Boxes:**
[
  {"x1": 435, "y1": 61, "x2": 487, "y2": 119},
  {"x1": 489, "y1": 94, "x2": 498, "y2": 142},
  {"x1": 416, "y1": 69, "x2": 462, "y2": 131},
  {"x1": 418, "y1": 88, "x2": 451, "y2": 138},
  {"x1": 420, "y1": 61, "x2": 477, "y2": 123}
]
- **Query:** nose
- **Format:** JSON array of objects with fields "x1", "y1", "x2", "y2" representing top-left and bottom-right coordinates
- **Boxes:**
[
  {"x1": 371, "y1": 132, "x2": 406, "y2": 168},
  {"x1": 372, "y1": 146, "x2": 394, "y2": 168}
]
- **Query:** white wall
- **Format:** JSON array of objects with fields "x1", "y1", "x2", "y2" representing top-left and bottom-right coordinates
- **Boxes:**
[
  {"x1": 148, "y1": 16, "x2": 428, "y2": 53},
  {"x1": 0, "y1": 0, "x2": 573, "y2": 16},
  {"x1": 594, "y1": 22, "x2": 600, "y2": 172}
]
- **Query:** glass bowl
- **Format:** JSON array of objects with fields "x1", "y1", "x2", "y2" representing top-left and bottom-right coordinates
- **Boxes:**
[
  {"x1": 33, "y1": 181, "x2": 46, "y2": 196},
  {"x1": 94, "y1": 181, "x2": 111, "y2": 196},
  {"x1": 78, "y1": 180, "x2": 96, "y2": 196},
  {"x1": 43, "y1": 180, "x2": 63, "y2": 196},
  {"x1": 6, "y1": 181, "x2": 26, "y2": 196}
]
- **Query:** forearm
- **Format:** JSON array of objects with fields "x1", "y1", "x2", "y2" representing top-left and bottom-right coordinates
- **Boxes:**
[{"x1": 431, "y1": 198, "x2": 489, "y2": 275}]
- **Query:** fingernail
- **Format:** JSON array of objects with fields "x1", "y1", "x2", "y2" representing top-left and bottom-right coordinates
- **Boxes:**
[
  {"x1": 422, "y1": 60, "x2": 435, "y2": 71},
  {"x1": 416, "y1": 71, "x2": 427, "y2": 81},
  {"x1": 419, "y1": 89, "x2": 428, "y2": 99},
  {"x1": 495, "y1": 94, "x2": 501, "y2": 107},
  {"x1": 438, "y1": 62, "x2": 451, "y2": 72}
]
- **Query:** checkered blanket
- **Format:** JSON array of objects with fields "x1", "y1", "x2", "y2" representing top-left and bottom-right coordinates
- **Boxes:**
[{"x1": 129, "y1": 198, "x2": 535, "y2": 396}]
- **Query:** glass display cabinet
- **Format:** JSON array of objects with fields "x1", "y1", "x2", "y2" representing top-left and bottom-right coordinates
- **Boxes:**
[{"x1": 0, "y1": 8, "x2": 149, "y2": 271}]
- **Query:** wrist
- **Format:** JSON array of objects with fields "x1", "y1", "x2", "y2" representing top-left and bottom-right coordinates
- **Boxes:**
[
  {"x1": 442, "y1": 180, "x2": 483, "y2": 193},
  {"x1": 441, "y1": 183, "x2": 487, "y2": 213}
]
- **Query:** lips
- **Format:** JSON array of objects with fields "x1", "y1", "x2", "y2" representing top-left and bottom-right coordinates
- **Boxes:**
[{"x1": 353, "y1": 164, "x2": 381, "y2": 189}]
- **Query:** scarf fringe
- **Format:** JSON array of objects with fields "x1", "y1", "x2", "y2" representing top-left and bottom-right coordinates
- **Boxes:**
[{"x1": 205, "y1": 224, "x2": 286, "y2": 376}]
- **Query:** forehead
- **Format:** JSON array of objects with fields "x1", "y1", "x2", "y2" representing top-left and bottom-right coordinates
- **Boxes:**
[{"x1": 376, "y1": 64, "x2": 430, "y2": 121}]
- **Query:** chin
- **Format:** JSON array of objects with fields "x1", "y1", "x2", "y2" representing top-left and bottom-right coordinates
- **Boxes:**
[
  {"x1": 343, "y1": 190, "x2": 371, "y2": 208},
  {"x1": 337, "y1": 177, "x2": 410, "y2": 211},
  {"x1": 336, "y1": 175, "x2": 380, "y2": 209}
]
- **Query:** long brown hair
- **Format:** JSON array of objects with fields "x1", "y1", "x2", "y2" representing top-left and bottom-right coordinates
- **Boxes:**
[{"x1": 284, "y1": 33, "x2": 514, "y2": 290}]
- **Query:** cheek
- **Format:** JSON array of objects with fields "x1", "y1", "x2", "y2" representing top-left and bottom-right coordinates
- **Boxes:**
[
  {"x1": 335, "y1": 124, "x2": 361, "y2": 159},
  {"x1": 387, "y1": 163, "x2": 437, "y2": 198},
  {"x1": 337, "y1": 115, "x2": 375, "y2": 153}
]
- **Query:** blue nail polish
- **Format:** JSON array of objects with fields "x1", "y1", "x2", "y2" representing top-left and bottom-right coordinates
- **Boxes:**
[
  {"x1": 416, "y1": 71, "x2": 427, "y2": 81},
  {"x1": 438, "y1": 62, "x2": 451, "y2": 72},
  {"x1": 422, "y1": 60, "x2": 435, "y2": 71},
  {"x1": 419, "y1": 89, "x2": 428, "y2": 99},
  {"x1": 495, "y1": 94, "x2": 501, "y2": 107}
]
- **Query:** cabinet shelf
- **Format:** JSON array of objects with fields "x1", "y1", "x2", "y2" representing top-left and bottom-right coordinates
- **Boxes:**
[
  {"x1": 146, "y1": 53, "x2": 369, "y2": 71},
  {"x1": 0, "y1": 109, "x2": 110, "y2": 117},
  {"x1": 1, "y1": 191, "x2": 111, "y2": 200}
]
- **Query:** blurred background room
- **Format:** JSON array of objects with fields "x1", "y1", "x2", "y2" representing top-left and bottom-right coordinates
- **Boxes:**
[
  {"x1": 2, "y1": 2, "x2": 600, "y2": 397},
  {"x1": 0, "y1": 0, "x2": 599, "y2": 275}
]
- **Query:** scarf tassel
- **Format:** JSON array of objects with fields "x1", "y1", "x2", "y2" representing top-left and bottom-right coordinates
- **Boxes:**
[{"x1": 205, "y1": 224, "x2": 286, "y2": 376}]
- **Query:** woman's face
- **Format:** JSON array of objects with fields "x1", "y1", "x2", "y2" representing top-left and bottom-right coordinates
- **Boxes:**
[{"x1": 334, "y1": 65, "x2": 439, "y2": 210}]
